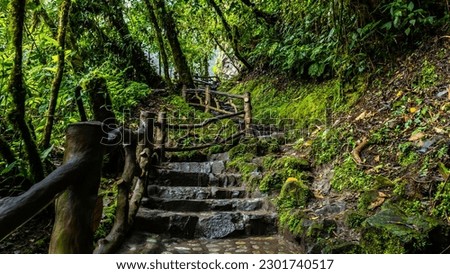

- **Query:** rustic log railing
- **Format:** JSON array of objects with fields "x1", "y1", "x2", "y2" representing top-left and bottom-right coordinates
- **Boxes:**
[
  {"x1": 153, "y1": 85, "x2": 252, "y2": 163},
  {"x1": 0, "y1": 111, "x2": 154, "y2": 254}
]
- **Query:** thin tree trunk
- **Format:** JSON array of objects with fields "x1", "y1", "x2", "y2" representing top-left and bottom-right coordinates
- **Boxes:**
[
  {"x1": 31, "y1": 0, "x2": 57, "y2": 37},
  {"x1": 103, "y1": 0, "x2": 163, "y2": 88},
  {"x1": 8, "y1": 0, "x2": 44, "y2": 182},
  {"x1": 74, "y1": 85, "x2": 87, "y2": 121},
  {"x1": 143, "y1": 0, "x2": 172, "y2": 87},
  {"x1": 206, "y1": 0, "x2": 252, "y2": 71},
  {"x1": 42, "y1": 0, "x2": 72, "y2": 149},
  {"x1": 151, "y1": 0, "x2": 194, "y2": 88}
]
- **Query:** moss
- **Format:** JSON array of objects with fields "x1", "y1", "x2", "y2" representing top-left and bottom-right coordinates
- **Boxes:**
[
  {"x1": 256, "y1": 138, "x2": 281, "y2": 155},
  {"x1": 361, "y1": 204, "x2": 444, "y2": 253},
  {"x1": 345, "y1": 211, "x2": 367, "y2": 229},
  {"x1": 361, "y1": 227, "x2": 406, "y2": 253},
  {"x1": 259, "y1": 171, "x2": 283, "y2": 193},
  {"x1": 312, "y1": 127, "x2": 354, "y2": 165},
  {"x1": 277, "y1": 177, "x2": 311, "y2": 209},
  {"x1": 414, "y1": 60, "x2": 439, "y2": 89},
  {"x1": 358, "y1": 190, "x2": 379, "y2": 211},
  {"x1": 397, "y1": 142, "x2": 419, "y2": 167},
  {"x1": 271, "y1": 156, "x2": 310, "y2": 170},
  {"x1": 227, "y1": 77, "x2": 363, "y2": 140},
  {"x1": 279, "y1": 208, "x2": 305, "y2": 235},
  {"x1": 261, "y1": 155, "x2": 277, "y2": 171},
  {"x1": 228, "y1": 138, "x2": 258, "y2": 159},
  {"x1": 331, "y1": 155, "x2": 374, "y2": 191}
]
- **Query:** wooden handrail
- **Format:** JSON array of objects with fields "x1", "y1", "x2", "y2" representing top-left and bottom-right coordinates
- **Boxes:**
[
  {"x1": 164, "y1": 131, "x2": 244, "y2": 152},
  {"x1": 0, "y1": 122, "x2": 105, "y2": 245},
  {"x1": 166, "y1": 111, "x2": 244, "y2": 129},
  {"x1": 185, "y1": 88, "x2": 246, "y2": 99}
]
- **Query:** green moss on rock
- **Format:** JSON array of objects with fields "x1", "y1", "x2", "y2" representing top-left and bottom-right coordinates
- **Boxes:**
[
  {"x1": 361, "y1": 204, "x2": 449, "y2": 253},
  {"x1": 277, "y1": 178, "x2": 311, "y2": 209}
]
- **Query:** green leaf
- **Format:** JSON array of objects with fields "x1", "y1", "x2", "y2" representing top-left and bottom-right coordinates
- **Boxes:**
[
  {"x1": 42, "y1": 35, "x2": 59, "y2": 47},
  {"x1": 407, "y1": 2, "x2": 415, "y2": 11},
  {"x1": 40, "y1": 145, "x2": 54, "y2": 161},
  {"x1": 382, "y1": 22, "x2": 392, "y2": 30},
  {"x1": 405, "y1": 27, "x2": 411, "y2": 36},
  {"x1": 1, "y1": 162, "x2": 17, "y2": 175}
]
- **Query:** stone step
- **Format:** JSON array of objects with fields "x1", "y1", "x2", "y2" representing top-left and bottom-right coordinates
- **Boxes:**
[
  {"x1": 153, "y1": 170, "x2": 242, "y2": 187},
  {"x1": 147, "y1": 185, "x2": 248, "y2": 200},
  {"x1": 142, "y1": 197, "x2": 267, "y2": 212},
  {"x1": 164, "y1": 161, "x2": 225, "y2": 175},
  {"x1": 135, "y1": 208, "x2": 278, "y2": 239}
]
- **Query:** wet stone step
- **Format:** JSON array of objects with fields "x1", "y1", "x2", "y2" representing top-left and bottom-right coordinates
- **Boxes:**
[
  {"x1": 135, "y1": 208, "x2": 278, "y2": 239},
  {"x1": 153, "y1": 170, "x2": 242, "y2": 187},
  {"x1": 141, "y1": 197, "x2": 266, "y2": 212},
  {"x1": 147, "y1": 185, "x2": 248, "y2": 200}
]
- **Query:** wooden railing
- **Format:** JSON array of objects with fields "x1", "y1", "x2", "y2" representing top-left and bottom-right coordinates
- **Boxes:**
[
  {"x1": 152, "y1": 85, "x2": 252, "y2": 162},
  {"x1": 0, "y1": 111, "x2": 154, "y2": 254}
]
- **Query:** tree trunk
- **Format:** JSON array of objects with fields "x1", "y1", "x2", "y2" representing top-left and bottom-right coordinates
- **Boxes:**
[
  {"x1": 143, "y1": 0, "x2": 172, "y2": 87},
  {"x1": 240, "y1": 0, "x2": 278, "y2": 25},
  {"x1": 42, "y1": 0, "x2": 72, "y2": 149},
  {"x1": 206, "y1": 0, "x2": 252, "y2": 71},
  {"x1": 49, "y1": 122, "x2": 105, "y2": 254},
  {"x1": 103, "y1": 0, "x2": 163, "y2": 88},
  {"x1": 31, "y1": 0, "x2": 57, "y2": 37},
  {"x1": 0, "y1": 136, "x2": 16, "y2": 165},
  {"x1": 8, "y1": 0, "x2": 45, "y2": 183},
  {"x1": 84, "y1": 77, "x2": 117, "y2": 128},
  {"x1": 74, "y1": 85, "x2": 87, "y2": 121},
  {"x1": 151, "y1": 0, "x2": 194, "y2": 88}
]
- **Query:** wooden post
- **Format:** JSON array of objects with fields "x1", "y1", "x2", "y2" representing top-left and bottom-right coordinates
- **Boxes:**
[
  {"x1": 49, "y1": 122, "x2": 105, "y2": 254},
  {"x1": 244, "y1": 91, "x2": 252, "y2": 136},
  {"x1": 182, "y1": 84, "x2": 187, "y2": 100},
  {"x1": 205, "y1": 85, "x2": 211, "y2": 113},
  {"x1": 155, "y1": 112, "x2": 167, "y2": 164}
]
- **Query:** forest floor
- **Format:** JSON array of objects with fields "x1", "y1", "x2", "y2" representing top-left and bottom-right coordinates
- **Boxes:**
[{"x1": 2, "y1": 36, "x2": 450, "y2": 253}]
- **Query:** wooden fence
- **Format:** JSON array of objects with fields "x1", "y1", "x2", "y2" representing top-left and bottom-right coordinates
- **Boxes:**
[{"x1": 153, "y1": 85, "x2": 252, "y2": 162}]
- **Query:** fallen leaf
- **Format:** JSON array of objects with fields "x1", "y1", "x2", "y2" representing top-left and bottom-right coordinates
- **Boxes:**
[
  {"x1": 313, "y1": 192, "x2": 324, "y2": 199},
  {"x1": 368, "y1": 197, "x2": 386, "y2": 210},
  {"x1": 378, "y1": 191, "x2": 389, "y2": 198},
  {"x1": 304, "y1": 140, "x2": 313, "y2": 147},
  {"x1": 355, "y1": 111, "x2": 367, "y2": 121},
  {"x1": 374, "y1": 155, "x2": 380, "y2": 162},
  {"x1": 447, "y1": 85, "x2": 450, "y2": 100},
  {"x1": 409, "y1": 132, "x2": 425, "y2": 141},
  {"x1": 434, "y1": 127, "x2": 445, "y2": 134}
]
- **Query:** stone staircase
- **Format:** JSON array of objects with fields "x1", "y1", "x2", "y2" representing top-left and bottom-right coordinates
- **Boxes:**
[{"x1": 134, "y1": 153, "x2": 278, "y2": 239}]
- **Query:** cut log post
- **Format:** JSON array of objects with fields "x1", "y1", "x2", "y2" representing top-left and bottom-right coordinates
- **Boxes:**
[
  {"x1": 155, "y1": 112, "x2": 167, "y2": 164},
  {"x1": 243, "y1": 91, "x2": 252, "y2": 136},
  {"x1": 129, "y1": 111, "x2": 154, "y2": 227},
  {"x1": 205, "y1": 85, "x2": 211, "y2": 113},
  {"x1": 48, "y1": 122, "x2": 105, "y2": 254},
  {"x1": 94, "y1": 143, "x2": 135, "y2": 254},
  {"x1": 182, "y1": 84, "x2": 187, "y2": 100}
]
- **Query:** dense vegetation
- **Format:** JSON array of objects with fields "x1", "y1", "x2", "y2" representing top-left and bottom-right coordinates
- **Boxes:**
[{"x1": 1, "y1": 0, "x2": 450, "y2": 253}]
